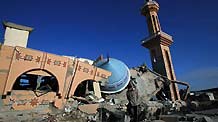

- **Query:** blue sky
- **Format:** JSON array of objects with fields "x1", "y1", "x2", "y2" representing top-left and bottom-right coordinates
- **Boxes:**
[{"x1": 0, "y1": 0, "x2": 217, "y2": 90}]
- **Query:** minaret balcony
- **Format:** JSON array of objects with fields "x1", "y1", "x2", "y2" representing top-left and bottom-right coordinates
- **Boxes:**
[{"x1": 141, "y1": 31, "x2": 173, "y2": 48}]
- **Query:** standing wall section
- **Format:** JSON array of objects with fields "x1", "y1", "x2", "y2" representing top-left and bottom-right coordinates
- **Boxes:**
[{"x1": 0, "y1": 45, "x2": 14, "y2": 96}]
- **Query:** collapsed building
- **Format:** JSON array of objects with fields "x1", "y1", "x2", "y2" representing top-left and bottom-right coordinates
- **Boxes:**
[
  {"x1": 0, "y1": 0, "x2": 217, "y2": 122},
  {"x1": 0, "y1": 22, "x2": 111, "y2": 110}
]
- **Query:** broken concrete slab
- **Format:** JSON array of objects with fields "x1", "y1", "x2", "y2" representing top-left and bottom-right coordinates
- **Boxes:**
[{"x1": 78, "y1": 104, "x2": 99, "y2": 114}]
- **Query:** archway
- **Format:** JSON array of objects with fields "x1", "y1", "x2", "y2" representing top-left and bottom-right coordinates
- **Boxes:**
[
  {"x1": 74, "y1": 80, "x2": 94, "y2": 98},
  {"x1": 12, "y1": 69, "x2": 59, "y2": 94}
]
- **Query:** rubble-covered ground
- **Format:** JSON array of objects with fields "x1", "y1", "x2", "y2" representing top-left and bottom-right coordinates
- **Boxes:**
[
  {"x1": 0, "y1": 65, "x2": 218, "y2": 122},
  {"x1": 0, "y1": 101, "x2": 218, "y2": 122}
]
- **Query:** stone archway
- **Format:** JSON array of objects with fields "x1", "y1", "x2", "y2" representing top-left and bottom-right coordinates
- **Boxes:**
[
  {"x1": 12, "y1": 69, "x2": 59, "y2": 94},
  {"x1": 73, "y1": 80, "x2": 94, "y2": 98},
  {"x1": 7, "y1": 69, "x2": 60, "y2": 110},
  {"x1": 73, "y1": 79, "x2": 102, "y2": 101}
]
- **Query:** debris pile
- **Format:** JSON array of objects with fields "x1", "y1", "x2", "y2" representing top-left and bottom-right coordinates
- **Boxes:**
[
  {"x1": 0, "y1": 65, "x2": 218, "y2": 122},
  {"x1": 39, "y1": 65, "x2": 217, "y2": 122}
]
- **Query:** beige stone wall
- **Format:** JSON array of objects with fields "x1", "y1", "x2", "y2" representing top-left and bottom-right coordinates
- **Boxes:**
[
  {"x1": 0, "y1": 45, "x2": 111, "y2": 109},
  {"x1": 0, "y1": 45, "x2": 14, "y2": 95},
  {"x1": 4, "y1": 27, "x2": 29, "y2": 47},
  {"x1": 3, "y1": 90, "x2": 56, "y2": 110}
]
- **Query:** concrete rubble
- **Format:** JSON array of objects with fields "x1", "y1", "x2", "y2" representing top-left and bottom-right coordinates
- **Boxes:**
[{"x1": 0, "y1": 65, "x2": 217, "y2": 122}]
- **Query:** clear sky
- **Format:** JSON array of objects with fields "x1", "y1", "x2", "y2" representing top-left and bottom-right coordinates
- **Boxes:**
[{"x1": 0, "y1": 0, "x2": 217, "y2": 90}]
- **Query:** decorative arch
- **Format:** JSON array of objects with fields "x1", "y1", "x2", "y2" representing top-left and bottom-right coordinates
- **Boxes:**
[
  {"x1": 12, "y1": 69, "x2": 59, "y2": 93},
  {"x1": 73, "y1": 79, "x2": 95, "y2": 97}
]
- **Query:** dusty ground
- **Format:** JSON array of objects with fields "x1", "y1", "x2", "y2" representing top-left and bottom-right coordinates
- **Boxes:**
[{"x1": 0, "y1": 107, "x2": 218, "y2": 122}]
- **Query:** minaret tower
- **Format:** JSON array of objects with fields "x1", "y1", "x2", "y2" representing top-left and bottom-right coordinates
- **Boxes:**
[{"x1": 141, "y1": 0, "x2": 180, "y2": 101}]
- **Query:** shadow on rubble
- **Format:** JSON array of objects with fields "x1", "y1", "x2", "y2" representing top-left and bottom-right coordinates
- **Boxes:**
[{"x1": 97, "y1": 107, "x2": 147, "y2": 122}]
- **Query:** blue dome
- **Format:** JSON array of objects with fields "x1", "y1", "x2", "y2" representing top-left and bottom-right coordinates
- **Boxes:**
[{"x1": 95, "y1": 58, "x2": 130, "y2": 93}]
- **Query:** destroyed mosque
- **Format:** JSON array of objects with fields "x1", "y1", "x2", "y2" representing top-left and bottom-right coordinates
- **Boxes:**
[{"x1": 0, "y1": 0, "x2": 218, "y2": 122}]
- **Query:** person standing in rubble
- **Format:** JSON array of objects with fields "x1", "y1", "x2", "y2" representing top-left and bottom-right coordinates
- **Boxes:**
[{"x1": 126, "y1": 81, "x2": 139, "y2": 122}]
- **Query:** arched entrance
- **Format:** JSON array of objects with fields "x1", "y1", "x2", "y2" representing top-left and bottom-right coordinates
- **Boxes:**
[
  {"x1": 72, "y1": 79, "x2": 103, "y2": 104},
  {"x1": 8, "y1": 69, "x2": 60, "y2": 110},
  {"x1": 13, "y1": 69, "x2": 59, "y2": 93},
  {"x1": 74, "y1": 80, "x2": 94, "y2": 98}
]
